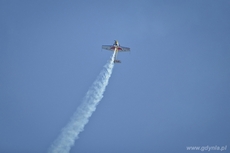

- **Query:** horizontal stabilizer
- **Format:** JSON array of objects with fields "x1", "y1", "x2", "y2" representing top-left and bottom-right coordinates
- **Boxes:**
[{"x1": 114, "y1": 60, "x2": 121, "y2": 63}]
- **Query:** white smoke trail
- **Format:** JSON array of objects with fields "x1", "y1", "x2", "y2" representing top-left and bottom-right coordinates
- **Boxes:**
[{"x1": 48, "y1": 52, "x2": 115, "y2": 153}]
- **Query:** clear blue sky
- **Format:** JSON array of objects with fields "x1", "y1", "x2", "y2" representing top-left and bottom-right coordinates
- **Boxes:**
[{"x1": 0, "y1": 1, "x2": 230, "y2": 153}]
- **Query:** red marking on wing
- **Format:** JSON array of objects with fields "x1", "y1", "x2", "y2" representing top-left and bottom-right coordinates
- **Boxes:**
[
  {"x1": 117, "y1": 47, "x2": 122, "y2": 50},
  {"x1": 110, "y1": 46, "x2": 122, "y2": 51}
]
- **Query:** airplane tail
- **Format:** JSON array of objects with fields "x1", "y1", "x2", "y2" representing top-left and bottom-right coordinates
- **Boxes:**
[{"x1": 114, "y1": 60, "x2": 121, "y2": 63}]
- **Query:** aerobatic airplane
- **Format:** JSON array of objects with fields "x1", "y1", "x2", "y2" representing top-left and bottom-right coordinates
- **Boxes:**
[{"x1": 102, "y1": 40, "x2": 130, "y2": 63}]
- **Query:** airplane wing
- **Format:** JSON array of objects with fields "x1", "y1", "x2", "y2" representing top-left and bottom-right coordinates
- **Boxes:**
[
  {"x1": 119, "y1": 46, "x2": 130, "y2": 52},
  {"x1": 102, "y1": 45, "x2": 131, "y2": 52},
  {"x1": 102, "y1": 45, "x2": 114, "y2": 51}
]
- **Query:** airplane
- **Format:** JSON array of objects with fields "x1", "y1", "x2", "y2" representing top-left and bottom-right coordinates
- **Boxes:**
[{"x1": 102, "y1": 40, "x2": 130, "y2": 63}]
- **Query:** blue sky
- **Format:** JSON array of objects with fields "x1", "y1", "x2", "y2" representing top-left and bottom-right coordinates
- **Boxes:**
[{"x1": 0, "y1": 1, "x2": 230, "y2": 153}]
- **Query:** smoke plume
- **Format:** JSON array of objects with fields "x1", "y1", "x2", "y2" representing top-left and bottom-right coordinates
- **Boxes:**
[{"x1": 48, "y1": 52, "x2": 115, "y2": 153}]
